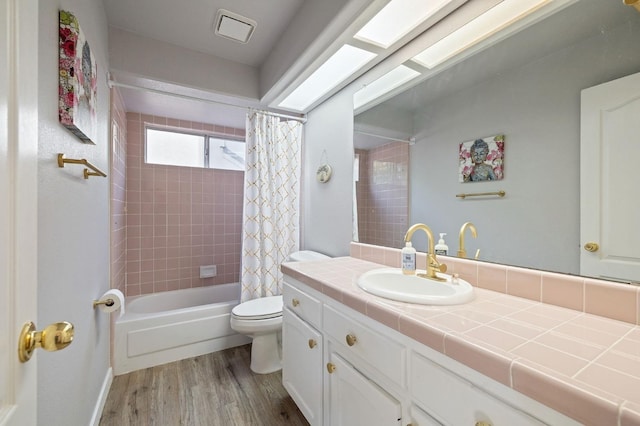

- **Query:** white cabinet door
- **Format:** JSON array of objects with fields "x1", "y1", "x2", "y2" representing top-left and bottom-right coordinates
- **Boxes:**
[
  {"x1": 409, "y1": 405, "x2": 442, "y2": 426},
  {"x1": 328, "y1": 352, "x2": 402, "y2": 426},
  {"x1": 282, "y1": 308, "x2": 323, "y2": 426},
  {"x1": 411, "y1": 353, "x2": 543, "y2": 426},
  {"x1": 581, "y1": 71, "x2": 640, "y2": 282}
]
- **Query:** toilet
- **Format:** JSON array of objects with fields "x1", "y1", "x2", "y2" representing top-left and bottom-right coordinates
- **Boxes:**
[{"x1": 230, "y1": 250, "x2": 330, "y2": 374}]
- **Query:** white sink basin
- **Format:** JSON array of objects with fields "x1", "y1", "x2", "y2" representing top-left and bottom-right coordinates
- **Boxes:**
[{"x1": 357, "y1": 268, "x2": 475, "y2": 305}]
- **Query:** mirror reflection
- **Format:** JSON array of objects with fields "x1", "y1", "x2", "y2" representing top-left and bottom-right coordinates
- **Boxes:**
[{"x1": 353, "y1": 0, "x2": 640, "y2": 281}]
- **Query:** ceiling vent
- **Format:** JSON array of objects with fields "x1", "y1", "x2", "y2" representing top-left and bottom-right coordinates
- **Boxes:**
[{"x1": 213, "y1": 9, "x2": 256, "y2": 44}]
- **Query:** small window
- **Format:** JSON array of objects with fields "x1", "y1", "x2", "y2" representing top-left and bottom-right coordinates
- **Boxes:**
[
  {"x1": 209, "y1": 138, "x2": 245, "y2": 171},
  {"x1": 145, "y1": 127, "x2": 245, "y2": 171}
]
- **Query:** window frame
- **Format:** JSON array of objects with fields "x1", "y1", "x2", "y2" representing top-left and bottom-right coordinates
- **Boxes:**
[{"x1": 144, "y1": 125, "x2": 245, "y2": 170}]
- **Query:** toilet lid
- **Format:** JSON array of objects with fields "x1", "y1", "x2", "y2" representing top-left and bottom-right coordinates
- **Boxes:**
[{"x1": 232, "y1": 295, "x2": 283, "y2": 320}]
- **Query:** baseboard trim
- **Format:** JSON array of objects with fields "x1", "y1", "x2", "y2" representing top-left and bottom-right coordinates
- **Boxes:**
[{"x1": 89, "y1": 367, "x2": 113, "y2": 426}]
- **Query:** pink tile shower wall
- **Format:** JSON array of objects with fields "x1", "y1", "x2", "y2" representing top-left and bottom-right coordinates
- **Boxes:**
[
  {"x1": 356, "y1": 141, "x2": 409, "y2": 249},
  {"x1": 110, "y1": 88, "x2": 127, "y2": 295},
  {"x1": 125, "y1": 113, "x2": 245, "y2": 296}
]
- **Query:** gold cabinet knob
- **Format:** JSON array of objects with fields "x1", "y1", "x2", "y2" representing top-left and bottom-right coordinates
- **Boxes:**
[
  {"x1": 326, "y1": 362, "x2": 336, "y2": 374},
  {"x1": 584, "y1": 242, "x2": 599, "y2": 252},
  {"x1": 308, "y1": 339, "x2": 317, "y2": 349},
  {"x1": 291, "y1": 298, "x2": 300, "y2": 307},
  {"x1": 346, "y1": 333, "x2": 357, "y2": 346},
  {"x1": 18, "y1": 321, "x2": 74, "y2": 363}
]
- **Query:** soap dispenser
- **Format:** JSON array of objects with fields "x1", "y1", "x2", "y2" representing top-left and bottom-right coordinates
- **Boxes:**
[
  {"x1": 435, "y1": 233, "x2": 448, "y2": 255},
  {"x1": 401, "y1": 242, "x2": 416, "y2": 275}
]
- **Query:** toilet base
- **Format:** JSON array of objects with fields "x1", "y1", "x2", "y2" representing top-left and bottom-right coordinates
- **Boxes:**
[{"x1": 249, "y1": 332, "x2": 281, "y2": 374}]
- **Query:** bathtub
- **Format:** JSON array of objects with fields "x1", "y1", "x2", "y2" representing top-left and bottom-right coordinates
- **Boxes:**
[{"x1": 113, "y1": 283, "x2": 250, "y2": 375}]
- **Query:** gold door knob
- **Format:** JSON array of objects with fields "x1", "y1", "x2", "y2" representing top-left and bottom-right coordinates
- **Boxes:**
[
  {"x1": 584, "y1": 242, "x2": 599, "y2": 252},
  {"x1": 308, "y1": 339, "x2": 317, "y2": 349},
  {"x1": 291, "y1": 298, "x2": 300, "y2": 307},
  {"x1": 326, "y1": 362, "x2": 336, "y2": 373},
  {"x1": 18, "y1": 321, "x2": 74, "y2": 363},
  {"x1": 346, "y1": 333, "x2": 357, "y2": 346}
]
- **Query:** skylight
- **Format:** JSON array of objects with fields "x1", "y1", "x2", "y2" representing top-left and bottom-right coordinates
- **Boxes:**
[
  {"x1": 354, "y1": 65, "x2": 421, "y2": 109},
  {"x1": 278, "y1": 44, "x2": 377, "y2": 111},
  {"x1": 412, "y1": 0, "x2": 551, "y2": 69},
  {"x1": 354, "y1": 0, "x2": 454, "y2": 49}
]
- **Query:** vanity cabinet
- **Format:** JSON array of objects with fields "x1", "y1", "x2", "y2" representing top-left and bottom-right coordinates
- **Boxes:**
[
  {"x1": 282, "y1": 283, "x2": 323, "y2": 425},
  {"x1": 410, "y1": 352, "x2": 544, "y2": 425},
  {"x1": 282, "y1": 277, "x2": 576, "y2": 426},
  {"x1": 327, "y1": 352, "x2": 402, "y2": 425}
]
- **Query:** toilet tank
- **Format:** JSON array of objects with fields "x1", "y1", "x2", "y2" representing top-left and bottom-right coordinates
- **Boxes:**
[{"x1": 287, "y1": 250, "x2": 330, "y2": 262}]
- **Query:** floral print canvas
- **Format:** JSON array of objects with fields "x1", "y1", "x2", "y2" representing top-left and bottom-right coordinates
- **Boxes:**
[
  {"x1": 59, "y1": 10, "x2": 97, "y2": 144},
  {"x1": 459, "y1": 134, "x2": 504, "y2": 182}
]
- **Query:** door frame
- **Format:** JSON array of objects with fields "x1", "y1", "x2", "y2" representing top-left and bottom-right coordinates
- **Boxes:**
[{"x1": 0, "y1": 0, "x2": 39, "y2": 424}]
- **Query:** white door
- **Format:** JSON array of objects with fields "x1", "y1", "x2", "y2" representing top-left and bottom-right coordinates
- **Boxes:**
[
  {"x1": 580, "y1": 72, "x2": 640, "y2": 282},
  {"x1": 0, "y1": 0, "x2": 39, "y2": 424}
]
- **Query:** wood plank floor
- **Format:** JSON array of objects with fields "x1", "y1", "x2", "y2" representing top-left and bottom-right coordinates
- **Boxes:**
[{"x1": 100, "y1": 345, "x2": 309, "y2": 426}]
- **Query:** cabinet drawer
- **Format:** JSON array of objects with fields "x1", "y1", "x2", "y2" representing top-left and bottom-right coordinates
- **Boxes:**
[
  {"x1": 410, "y1": 352, "x2": 544, "y2": 425},
  {"x1": 283, "y1": 282, "x2": 322, "y2": 328},
  {"x1": 323, "y1": 304, "x2": 406, "y2": 387}
]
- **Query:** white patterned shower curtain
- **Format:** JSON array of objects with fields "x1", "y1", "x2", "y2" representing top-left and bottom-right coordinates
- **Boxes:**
[{"x1": 241, "y1": 110, "x2": 303, "y2": 302}]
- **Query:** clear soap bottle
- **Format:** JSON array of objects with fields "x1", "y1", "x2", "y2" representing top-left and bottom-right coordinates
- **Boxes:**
[{"x1": 401, "y1": 242, "x2": 416, "y2": 275}]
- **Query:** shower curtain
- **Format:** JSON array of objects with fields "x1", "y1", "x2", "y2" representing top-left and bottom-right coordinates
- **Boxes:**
[{"x1": 240, "y1": 110, "x2": 303, "y2": 302}]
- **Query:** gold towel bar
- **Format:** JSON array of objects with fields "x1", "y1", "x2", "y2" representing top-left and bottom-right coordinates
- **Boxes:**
[
  {"x1": 456, "y1": 190, "x2": 506, "y2": 199},
  {"x1": 58, "y1": 154, "x2": 107, "y2": 179}
]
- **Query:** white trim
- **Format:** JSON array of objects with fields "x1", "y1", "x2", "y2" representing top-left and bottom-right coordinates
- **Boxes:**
[{"x1": 89, "y1": 368, "x2": 113, "y2": 426}]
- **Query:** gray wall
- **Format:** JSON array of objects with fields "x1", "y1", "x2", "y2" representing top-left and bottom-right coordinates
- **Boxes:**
[
  {"x1": 303, "y1": 91, "x2": 355, "y2": 257},
  {"x1": 407, "y1": 21, "x2": 640, "y2": 274},
  {"x1": 38, "y1": 0, "x2": 111, "y2": 423}
]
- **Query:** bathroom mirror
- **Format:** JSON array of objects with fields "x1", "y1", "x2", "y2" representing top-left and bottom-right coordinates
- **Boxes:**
[{"x1": 353, "y1": 0, "x2": 640, "y2": 280}]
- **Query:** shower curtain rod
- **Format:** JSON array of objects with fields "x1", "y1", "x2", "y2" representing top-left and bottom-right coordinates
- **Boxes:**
[
  {"x1": 107, "y1": 80, "x2": 307, "y2": 123},
  {"x1": 354, "y1": 129, "x2": 416, "y2": 144}
]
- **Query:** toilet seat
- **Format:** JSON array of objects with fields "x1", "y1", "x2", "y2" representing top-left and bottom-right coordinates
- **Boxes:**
[{"x1": 231, "y1": 295, "x2": 283, "y2": 320}]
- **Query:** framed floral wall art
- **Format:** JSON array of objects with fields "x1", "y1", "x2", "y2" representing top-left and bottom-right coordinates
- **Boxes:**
[
  {"x1": 59, "y1": 10, "x2": 98, "y2": 144},
  {"x1": 459, "y1": 134, "x2": 504, "y2": 182}
]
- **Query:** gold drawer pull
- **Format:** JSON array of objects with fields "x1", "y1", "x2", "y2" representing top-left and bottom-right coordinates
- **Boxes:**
[
  {"x1": 292, "y1": 298, "x2": 300, "y2": 307},
  {"x1": 346, "y1": 333, "x2": 357, "y2": 346},
  {"x1": 475, "y1": 422, "x2": 492, "y2": 426},
  {"x1": 308, "y1": 339, "x2": 317, "y2": 349},
  {"x1": 327, "y1": 362, "x2": 336, "y2": 373}
]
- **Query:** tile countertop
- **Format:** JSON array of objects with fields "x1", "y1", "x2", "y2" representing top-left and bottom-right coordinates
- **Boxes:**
[{"x1": 281, "y1": 256, "x2": 640, "y2": 426}]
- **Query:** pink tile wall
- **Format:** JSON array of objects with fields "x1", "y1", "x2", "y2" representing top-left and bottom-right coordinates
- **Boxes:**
[
  {"x1": 110, "y1": 88, "x2": 127, "y2": 294},
  {"x1": 356, "y1": 141, "x2": 408, "y2": 249},
  {"x1": 125, "y1": 113, "x2": 245, "y2": 296},
  {"x1": 350, "y1": 242, "x2": 640, "y2": 326}
]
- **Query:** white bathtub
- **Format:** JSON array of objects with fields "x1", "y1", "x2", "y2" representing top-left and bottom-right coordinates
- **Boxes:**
[{"x1": 113, "y1": 283, "x2": 250, "y2": 375}]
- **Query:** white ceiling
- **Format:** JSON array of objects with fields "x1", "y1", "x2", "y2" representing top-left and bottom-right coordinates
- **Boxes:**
[
  {"x1": 102, "y1": 0, "x2": 331, "y2": 127},
  {"x1": 101, "y1": 0, "x2": 466, "y2": 127},
  {"x1": 102, "y1": 0, "x2": 306, "y2": 68}
]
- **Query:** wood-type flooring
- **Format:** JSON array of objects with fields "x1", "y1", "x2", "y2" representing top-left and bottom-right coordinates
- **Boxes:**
[{"x1": 99, "y1": 344, "x2": 309, "y2": 426}]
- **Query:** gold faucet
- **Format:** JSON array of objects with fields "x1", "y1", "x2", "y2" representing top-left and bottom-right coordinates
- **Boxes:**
[
  {"x1": 458, "y1": 222, "x2": 477, "y2": 258},
  {"x1": 404, "y1": 223, "x2": 447, "y2": 281}
]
